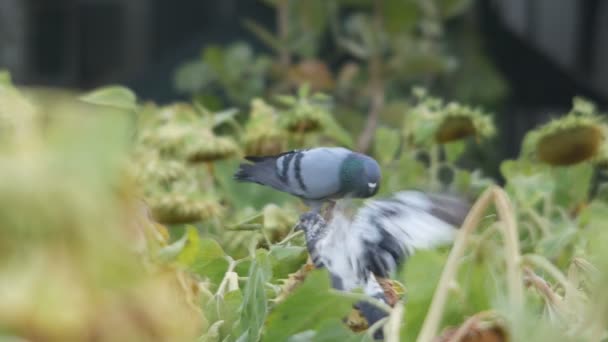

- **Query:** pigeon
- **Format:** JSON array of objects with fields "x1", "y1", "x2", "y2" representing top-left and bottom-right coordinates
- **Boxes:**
[
  {"x1": 295, "y1": 190, "x2": 472, "y2": 340},
  {"x1": 233, "y1": 147, "x2": 381, "y2": 212}
]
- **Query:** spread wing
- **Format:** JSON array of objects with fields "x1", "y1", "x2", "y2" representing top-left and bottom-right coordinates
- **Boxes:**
[{"x1": 307, "y1": 190, "x2": 471, "y2": 337}]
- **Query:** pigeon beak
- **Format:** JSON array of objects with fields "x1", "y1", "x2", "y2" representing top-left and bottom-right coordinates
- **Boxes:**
[{"x1": 368, "y1": 182, "x2": 378, "y2": 195}]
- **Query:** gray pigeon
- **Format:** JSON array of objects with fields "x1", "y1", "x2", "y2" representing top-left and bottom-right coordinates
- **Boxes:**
[
  {"x1": 233, "y1": 147, "x2": 381, "y2": 211},
  {"x1": 296, "y1": 190, "x2": 471, "y2": 340}
]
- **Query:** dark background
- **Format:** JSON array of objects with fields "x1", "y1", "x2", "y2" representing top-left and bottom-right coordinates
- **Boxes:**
[{"x1": 1, "y1": 0, "x2": 607, "y2": 162}]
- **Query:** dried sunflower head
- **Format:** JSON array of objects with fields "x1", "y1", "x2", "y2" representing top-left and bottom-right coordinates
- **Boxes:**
[
  {"x1": 435, "y1": 102, "x2": 495, "y2": 143},
  {"x1": 138, "y1": 114, "x2": 239, "y2": 162},
  {"x1": 404, "y1": 88, "x2": 495, "y2": 146},
  {"x1": 276, "y1": 85, "x2": 332, "y2": 134},
  {"x1": 243, "y1": 98, "x2": 287, "y2": 156},
  {"x1": 184, "y1": 128, "x2": 240, "y2": 163},
  {"x1": 132, "y1": 152, "x2": 187, "y2": 185},
  {"x1": 286, "y1": 59, "x2": 335, "y2": 92},
  {"x1": 522, "y1": 97, "x2": 606, "y2": 166},
  {"x1": 136, "y1": 154, "x2": 224, "y2": 224},
  {"x1": 147, "y1": 193, "x2": 223, "y2": 225}
]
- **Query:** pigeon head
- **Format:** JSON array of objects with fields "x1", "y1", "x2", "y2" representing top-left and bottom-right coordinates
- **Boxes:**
[{"x1": 339, "y1": 153, "x2": 381, "y2": 198}]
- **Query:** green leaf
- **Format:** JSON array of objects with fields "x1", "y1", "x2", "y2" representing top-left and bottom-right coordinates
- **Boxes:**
[
  {"x1": 203, "y1": 45, "x2": 226, "y2": 74},
  {"x1": 444, "y1": 140, "x2": 466, "y2": 162},
  {"x1": 383, "y1": 0, "x2": 419, "y2": 33},
  {"x1": 200, "y1": 320, "x2": 224, "y2": 342},
  {"x1": 176, "y1": 226, "x2": 224, "y2": 265},
  {"x1": 500, "y1": 160, "x2": 555, "y2": 207},
  {"x1": 0, "y1": 70, "x2": 11, "y2": 85},
  {"x1": 321, "y1": 116, "x2": 355, "y2": 148},
  {"x1": 263, "y1": 270, "x2": 356, "y2": 342},
  {"x1": 310, "y1": 320, "x2": 367, "y2": 341},
  {"x1": 374, "y1": 126, "x2": 401, "y2": 164},
  {"x1": 238, "y1": 249, "x2": 272, "y2": 342},
  {"x1": 536, "y1": 221, "x2": 579, "y2": 261},
  {"x1": 269, "y1": 246, "x2": 308, "y2": 280},
  {"x1": 79, "y1": 85, "x2": 137, "y2": 111},
  {"x1": 157, "y1": 230, "x2": 189, "y2": 262},
  {"x1": 400, "y1": 250, "x2": 448, "y2": 341},
  {"x1": 274, "y1": 95, "x2": 297, "y2": 106},
  {"x1": 234, "y1": 258, "x2": 253, "y2": 277},
  {"x1": 552, "y1": 163, "x2": 593, "y2": 208},
  {"x1": 174, "y1": 60, "x2": 214, "y2": 94},
  {"x1": 298, "y1": 84, "x2": 311, "y2": 99},
  {"x1": 171, "y1": 227, "x2": 227, "y2": 285},
  {"x1": 295, "y1": 0, "x2": 329, "y2": 36},
  {"x1": 204, "y1": 289, "x2": 244, "y2": 340},
  {"x1": 437, "y1": 0, "x2": 473, "y2": 19},
  {"x1": 412, "y1": 120, "x2": 440, "y2": 146},
  {"x1": 243, "y1": 19, "x2": 282, "y2": 53},
  {"x1": 194, "y1": 257, "x2": 230, "y2": 287},
  {"x1": 212, "y1": 108, "x2": 240, "y2": 128},
  {"x1": 383, "y1": 153, "x2": 428, "y2": 191},
  {"x1": 451, "y1": 168, "x2": 471, "y2": 193},
  {"x1": 228, "y1": 212, "x2": 265, "y2": 230}
]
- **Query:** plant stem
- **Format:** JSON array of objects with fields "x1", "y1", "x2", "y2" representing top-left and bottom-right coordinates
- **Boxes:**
[
  {"x1": 417, "y1": 186, "x2": 524, "y2": 342},
  {"x1": 525, "y1": 207, "x2": 551, "y2": 237},
  {"x1": 445, "y1": 311, "x2": 498, "y2": 342},
  {"x1": 428, "y1": 145, "x2": 440, "y2": 191},
  {"x1": 522, "y1": 254, "x2": 577, "y2": 298},
  {"x1": 275, "y1": 229, "x2": 303, "y2": 246},
  {"x1": 328, "y1": 289, "x2": 393, "y2": 313},
  {"x1": 356, "y1": 0, "x2": 385, "y2": 153},
  {"x1": 215, "y1": 256, "x2": 237, "y2": 297},
  {"x1": 386, "y1": 302, "x2": 404, "y2": 342},
  {"x1": 277, "y1": 0, "x2": 291, "y2": 69},
  {"x1": 416, "y1": 187, "x2": 494, "y2": 342},
  {"x1": 494, "y1": 187, "x2": 525, "y2": 309}
]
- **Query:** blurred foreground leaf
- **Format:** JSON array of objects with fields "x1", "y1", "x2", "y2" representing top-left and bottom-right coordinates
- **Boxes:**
[
  {"x1": 79, "y1": 85, "x2": 137, "y2": 111},
  {"x1": 263, "y1": 270, "x2": 356, "y2": 341}
]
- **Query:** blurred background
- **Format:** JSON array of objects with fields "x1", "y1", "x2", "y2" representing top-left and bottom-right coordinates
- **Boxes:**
[
  {"x1": 3, "y1": 2, "x2": 608, "y2": 341},
  {"x1": 1, "y1": 0, "x2": 608, "y2": 173}
]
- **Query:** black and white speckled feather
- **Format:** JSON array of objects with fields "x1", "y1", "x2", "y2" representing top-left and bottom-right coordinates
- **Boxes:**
[{"x1": 296, "y1": 190, "x2": 471, "y2": 339}]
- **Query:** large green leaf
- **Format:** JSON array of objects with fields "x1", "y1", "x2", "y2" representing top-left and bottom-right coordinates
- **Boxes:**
[
  {"x1": 176, "y1": 226, "x2": 225, "y2": 265},
  {"x1": 269, "y1": 246, "x2": 308, "y2": 280},
  {"x1": 165, "y1": 226, "x2": 228, "y2": 286},
  {"x1": 237, "y1": 249, "x2": 273, "y2": 342},
  {"x1": 551, "y1": 163, "x2": 593, "y2": 208},
  {"x1": 263, "y1": 270, "x2": 356, "y2": 342},
  {"x1": 444, "y1": 140, "x2": 466, "y2": 162},
  {"x1": 500, "y1": 160, "x2": 555, "y2": 207},
  {"x1": 400, "y1": 250, "x2": 449, "y2": 341},
  {"x1": 309, "y1": 320, "x2": 368, "y2": 342},
  {"x1": 157, "y1": 230, "x2": 189, "y2": 262},
  {"x1": 204, "y1": 289, "x2": 244, "y2": 340}
]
